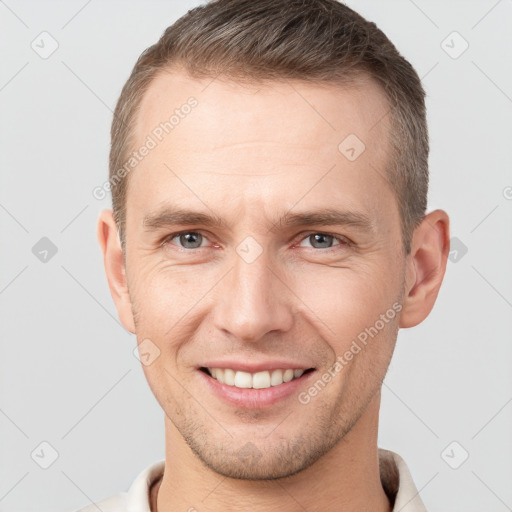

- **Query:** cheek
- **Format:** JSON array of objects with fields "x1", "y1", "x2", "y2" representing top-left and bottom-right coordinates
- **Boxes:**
[
  {"x1": 127, "y1": 261, "x2": 222, "y2": 372},
  {"x1": 290, "y1": 260, "x2": 401, "y2": 346},
  {"x1": 128, "y1": 260, "x2": 198, "y2": 322}
]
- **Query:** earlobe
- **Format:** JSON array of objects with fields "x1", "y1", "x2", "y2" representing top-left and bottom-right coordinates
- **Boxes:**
[
  {"x1": 399, "y1": 209, "x2": 450, "y2": 328},
  {"x1": 97, "y1": 209, "x2": 136, "y2": 333}
]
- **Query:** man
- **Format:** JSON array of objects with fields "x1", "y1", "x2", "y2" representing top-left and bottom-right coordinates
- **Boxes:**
[{"x1": 84, "y1": 0, "x2": 450, "y2": 510}]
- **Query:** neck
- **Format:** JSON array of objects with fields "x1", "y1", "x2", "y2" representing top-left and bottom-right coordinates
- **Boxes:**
[{"x1": 153, "y1": 393, "x2": 391, "y2": 512}]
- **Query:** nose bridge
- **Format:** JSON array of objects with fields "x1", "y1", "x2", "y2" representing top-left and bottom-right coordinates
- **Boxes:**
[{"x1": 213, "y1": 243, "x2": 293, "y2": 342}]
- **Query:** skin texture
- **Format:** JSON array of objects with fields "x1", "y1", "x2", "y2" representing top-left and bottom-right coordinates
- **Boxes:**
[{"x1": 98, "y1": 67, "x2": 450, "y2": 512}]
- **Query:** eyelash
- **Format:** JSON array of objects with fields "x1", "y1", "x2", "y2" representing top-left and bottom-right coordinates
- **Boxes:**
[{"x1": 160, "y1": 230, "x2": 352, "y2": 252}]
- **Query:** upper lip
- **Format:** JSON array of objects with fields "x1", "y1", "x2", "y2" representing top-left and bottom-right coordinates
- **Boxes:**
[{"x1": 199, "y1": 360, "x2": 315, "y2": 373}]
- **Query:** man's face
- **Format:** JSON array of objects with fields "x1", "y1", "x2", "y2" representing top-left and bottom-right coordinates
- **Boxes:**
[{"x1": 122, "y1": 68, "x2": 406, "y2": 479}]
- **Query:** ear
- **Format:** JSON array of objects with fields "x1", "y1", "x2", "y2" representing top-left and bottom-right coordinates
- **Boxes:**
[
  {"x1": 399, "y1": 209, "x2": 450, "y2": 328},
  {"x1": 97, "y1": 209, "x2": 136, "y2": 333}
]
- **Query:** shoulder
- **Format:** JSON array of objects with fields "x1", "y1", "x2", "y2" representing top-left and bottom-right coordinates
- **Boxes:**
[
  {"x1": 68, "y1": 459, "x2": 164, "y2": 512},
  {"x1": 378, "y1": 448, "x2": 428, "y2": 512}
]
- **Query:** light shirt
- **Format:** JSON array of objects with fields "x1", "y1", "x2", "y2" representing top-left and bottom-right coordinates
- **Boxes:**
[{"x1": 72, "y1": 448, "x2": 427, "y2": 512}]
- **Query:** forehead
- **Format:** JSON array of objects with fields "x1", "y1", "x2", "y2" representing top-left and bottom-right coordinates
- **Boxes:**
[
  {"x1": 127, "y1": 66, "x2": 396, "y2": 229},
  {"x1": 134, "y1": 67, "x2": 391, "y2": 152}
]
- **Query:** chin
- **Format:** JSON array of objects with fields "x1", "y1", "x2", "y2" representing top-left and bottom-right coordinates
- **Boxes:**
[{"x1": 184, "y1": 429, "x2": 337, "y2": 481}]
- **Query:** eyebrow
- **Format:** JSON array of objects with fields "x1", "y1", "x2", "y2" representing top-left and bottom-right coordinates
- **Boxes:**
[{"x1": 142, "y1": 206, "x2": 375, "y2": 234}]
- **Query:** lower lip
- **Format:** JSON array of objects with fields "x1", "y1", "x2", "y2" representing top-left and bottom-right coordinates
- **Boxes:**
[{"x1": 197, "y1": 369, "x2": 316, "y2": 409}]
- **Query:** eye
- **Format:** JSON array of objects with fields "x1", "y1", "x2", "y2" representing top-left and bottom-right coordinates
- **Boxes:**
[
  {"x1": 160, "y1": 230, "x2": 351, "y2": 252},
  {"x1": 297, "y1": 232, "x2": 350, "y2": 250},
  {"x1": 163, "y1": 231, "x2": 209, "y2": 250}
]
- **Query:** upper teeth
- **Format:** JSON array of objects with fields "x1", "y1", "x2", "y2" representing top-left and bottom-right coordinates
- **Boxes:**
[{"x1": 208, "y1": 368, "x2": 305, "y2": 389}]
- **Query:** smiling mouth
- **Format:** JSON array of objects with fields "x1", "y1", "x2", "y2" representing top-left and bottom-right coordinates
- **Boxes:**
[{"x1": 199, "y1": 367, "x2": 315, "y2": 389}]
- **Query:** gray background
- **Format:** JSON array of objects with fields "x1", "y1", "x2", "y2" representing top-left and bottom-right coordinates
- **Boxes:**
[{"x1": 0, "y1": 1, "x2": 511, "y2": 511}]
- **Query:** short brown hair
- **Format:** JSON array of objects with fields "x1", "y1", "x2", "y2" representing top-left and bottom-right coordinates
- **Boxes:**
[{"x1": 110, "y1": 0, "x2": 428, "y2": 255}]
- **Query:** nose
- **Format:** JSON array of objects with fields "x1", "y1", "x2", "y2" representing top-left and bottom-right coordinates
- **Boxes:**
[{"x1": 212, "y1": 248, "x2": 294, "y2": 343}]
